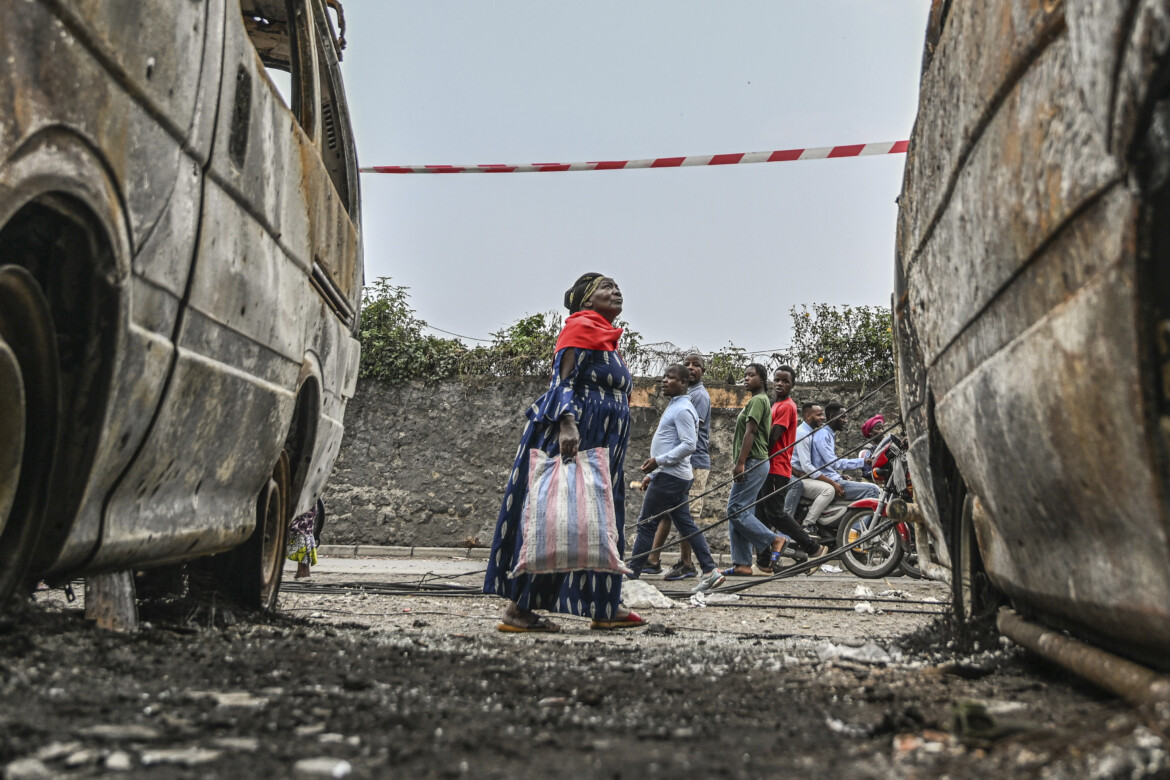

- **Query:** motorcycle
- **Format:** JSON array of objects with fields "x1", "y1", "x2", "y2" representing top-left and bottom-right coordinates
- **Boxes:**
[{"x1": 835, "y1": 436, "x2": 917, "y2": 578}]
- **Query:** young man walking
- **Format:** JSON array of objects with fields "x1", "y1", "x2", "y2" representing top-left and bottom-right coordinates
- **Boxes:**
[
  {"x1": 757, "y1": 366, "x2": 829, "y2": 570},
  {"x1": 627, "y1": 364, "x2": 722, "y2": 587},
  {"x1": 646, "y1": 352, "x2": 711, "y2": 580}
]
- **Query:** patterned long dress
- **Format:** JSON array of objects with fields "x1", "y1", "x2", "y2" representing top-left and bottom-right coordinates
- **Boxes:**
[{"x1": 483, "y1": 347, "x2": 631, "y2": 620}]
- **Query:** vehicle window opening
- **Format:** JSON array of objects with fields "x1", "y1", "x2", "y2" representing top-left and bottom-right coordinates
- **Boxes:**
[
  {"x1": 243, "y1": 0, "x2": 316, "y2": 136},
  {"x1": 312, "y1": 1, "x2": 356, "y2": 215}
]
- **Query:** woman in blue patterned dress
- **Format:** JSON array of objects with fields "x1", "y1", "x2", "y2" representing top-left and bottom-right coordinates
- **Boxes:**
[{"x1": 484, "y1": 273, "x2": 644, "y2": 632}]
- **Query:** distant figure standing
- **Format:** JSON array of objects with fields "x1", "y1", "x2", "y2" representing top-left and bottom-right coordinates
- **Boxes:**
[
  {"x1": 627, "y1": 364, "x2": 721, "y2": 586},
  {"x1": 695, "y1": 363, "x2": 787, "y2": 586},
  {"x1": 758, "y1": 367, "x2": 829, "y2": 568},
  {"x1": 644, "y1": 352, "x2": 711, "y2": 581},
  {"x1": 483, "y1": 273, "x2": 644, "y2": 632}
]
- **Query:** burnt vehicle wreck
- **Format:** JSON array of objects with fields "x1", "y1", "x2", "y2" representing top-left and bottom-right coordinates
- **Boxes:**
[
  {"x1": 895, "y1": 0, "x2": 1170, "y2": 672},
  {"x1": 0, "y1": 0, "x2": 362, "y2": 611}
]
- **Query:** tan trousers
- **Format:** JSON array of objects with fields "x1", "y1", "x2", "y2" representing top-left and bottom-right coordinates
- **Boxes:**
[{"x1": 688, "y1": 468, "x2": 711, "y2": 520}]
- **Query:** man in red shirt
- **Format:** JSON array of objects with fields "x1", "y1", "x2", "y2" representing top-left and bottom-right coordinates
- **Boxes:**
[{"x1": 757, "y1": 365, "x2": 829, "y2": 571}]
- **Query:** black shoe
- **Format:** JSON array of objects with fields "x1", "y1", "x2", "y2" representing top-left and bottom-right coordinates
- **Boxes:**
[
  {"x1": 641, "y1": 561, "x2": 663, "y2": 575},
  {"x1": 755, "y1": 550, "x2": 772, "y2": 571},
  {"x1": 663, "y1": 563, "x2": 697, "y2": 581}
]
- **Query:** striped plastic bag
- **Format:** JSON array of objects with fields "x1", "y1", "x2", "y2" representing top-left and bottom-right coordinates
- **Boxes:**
[{"x1": 510, "y1": 447, "x2": 631, "y2": 577}]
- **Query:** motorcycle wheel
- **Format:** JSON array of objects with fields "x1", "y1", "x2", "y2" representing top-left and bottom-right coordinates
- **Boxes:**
[
  {"x1": 898, "y1": 525, "x2": 924, "y2": 579},
  {"x1": 836, "y1": 509, "x2": 904, "y2": 578}
]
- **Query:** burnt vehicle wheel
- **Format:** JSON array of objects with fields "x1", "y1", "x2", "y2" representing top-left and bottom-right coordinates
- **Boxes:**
[
  {"x1": 219, "y1": 451, "x2": 291, "y2": 611},
  {"x1": 0, "y1": 266, "x2": 59, "y2": 607},
  {"x1": 953, "y1": 493, "x2": 1001, "y2": 624},
  {"x1": 836, "y1": 509, "x2": 904, "y2": 579}
]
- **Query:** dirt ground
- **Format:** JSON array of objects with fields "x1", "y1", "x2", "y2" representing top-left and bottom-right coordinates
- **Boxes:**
[{"x1": 1, "y1": 558, "x2": 1168, "y2": 779}]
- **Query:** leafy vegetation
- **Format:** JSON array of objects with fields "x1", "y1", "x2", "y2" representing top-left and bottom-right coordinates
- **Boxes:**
[
  {"x1": 779, "y1": 303, "x2": 894, "y2": 383},
  {"x1": 357, "y1": 278, "x2": 644, "y2": 383},
  {"x1": 357, "y1": 279, "x2": 891, "y2": 384}
]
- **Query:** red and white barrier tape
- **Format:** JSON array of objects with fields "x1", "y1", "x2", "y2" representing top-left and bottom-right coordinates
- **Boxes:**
[{"x1": 360, "y1": 140, "x2": 909, "y2": 174}]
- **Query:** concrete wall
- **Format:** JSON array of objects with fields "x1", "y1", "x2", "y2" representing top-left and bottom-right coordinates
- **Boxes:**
[{"x1": 322, "y1": 377, "x2": 897, "y2": 549}]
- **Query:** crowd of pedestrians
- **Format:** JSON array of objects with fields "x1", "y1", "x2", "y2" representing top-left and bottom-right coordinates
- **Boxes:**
[{"x1": 484, "y1": 272, "x2": 884, "y2": 632}]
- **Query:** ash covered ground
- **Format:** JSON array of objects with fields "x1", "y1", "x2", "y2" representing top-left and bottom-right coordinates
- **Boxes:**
[{"x1": 1, "y1": 559, "x2": 1167, "y2": 779}]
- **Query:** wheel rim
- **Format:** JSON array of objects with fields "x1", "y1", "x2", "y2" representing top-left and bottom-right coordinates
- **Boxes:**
[
  {"x1": 0, "y1": 265, "x2": 58, "y2": 601},
  {"x1": 843, "y1": 516, "x2": 900, "y2": 574},
  {"x1": 257, "y1": 451, "x2": 290, "y2": 610}
]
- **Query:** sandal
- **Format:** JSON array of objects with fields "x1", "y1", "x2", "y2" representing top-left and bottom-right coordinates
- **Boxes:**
[
  {"x1": 497, "y1": 615, "x2": 561, "y2": 633},
  {"x1": 722, "y1": 566, "x2": 755, "y2": 577},
  {"x1": 590, "y1": 609, "x2": 647, "y2": 630}
]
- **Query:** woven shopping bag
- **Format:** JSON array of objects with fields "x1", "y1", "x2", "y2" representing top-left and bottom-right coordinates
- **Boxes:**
[{"x1": 510, "y1": 447, "x2": 631, "y2": 577}]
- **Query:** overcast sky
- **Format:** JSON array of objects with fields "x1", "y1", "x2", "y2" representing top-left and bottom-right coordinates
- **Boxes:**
[{"x1": 338, "y1": 2, "x2": 930, "y2": 354}]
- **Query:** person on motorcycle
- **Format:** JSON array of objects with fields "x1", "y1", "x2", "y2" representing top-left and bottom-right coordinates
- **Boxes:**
[
  {"x1": 810, "y1": 401, "x2": 880, "y2": 502},
  {"x1": 859, "y1": 414, "x2": 887, "y2": 480},
  {"x1": 787, "y1": 402, "x2": 838, "y2": 527}
]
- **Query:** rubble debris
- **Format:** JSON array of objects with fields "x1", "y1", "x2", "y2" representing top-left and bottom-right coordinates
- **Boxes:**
[
  {"x1": 621, "y1": 579, "x2": 675, "y2": 609},
  {"x1": 3, "y1": 758, "x2": 52, "y2": 779},
  {"x1": 104, "y1": 751, "x2": 132, "y2": 771},
  {"x1": 140, "y1": 747, "x2": 223, "y2": 767},
  {"x1": 185, "y1": 690, "x2": 269, "y2": 709},
  {"x1": 293, "y1": 757, "x2": 353, "y2": 778},
  {"x1": 816, "y1": 641, "x2": 902, "y2": 664},
  {"x1": 77, "y1": 724, "x2": 162, "y2": 741}
]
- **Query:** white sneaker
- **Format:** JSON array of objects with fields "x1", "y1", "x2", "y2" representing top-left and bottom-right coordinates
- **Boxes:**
[{"x1": 691, "y1": 568, "x2": 726, "y2": 594}]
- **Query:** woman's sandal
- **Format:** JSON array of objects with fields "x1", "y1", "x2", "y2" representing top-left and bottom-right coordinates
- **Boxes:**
[
  {"x1": 497, "y1": 615, "x2": 561, "y2": 633},
  {"x1": 590, "y1": 609, "x2": 647, "y2": 630},
  {"x1": 721, "y1": 566, "x2": 755, "y2": 577}
]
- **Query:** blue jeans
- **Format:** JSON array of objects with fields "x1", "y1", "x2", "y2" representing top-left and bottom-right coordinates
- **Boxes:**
[
  {"x1": 726, "y1": 458, "x2": 776, "y2": 567},
  {"x1": 783, "y1": 476, "x2": 804, "y2": 518},
  {"x1": 839, "y1": 479, "x2": 880, "y2": 502},
  {"x1": 629, "y1": 472, "x2": 716, "y2": 575}
]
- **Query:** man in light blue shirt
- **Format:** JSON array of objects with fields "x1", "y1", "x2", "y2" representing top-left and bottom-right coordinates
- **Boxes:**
[
  {"x1": 648, "y1": 352, "x2": 712, "y2": 580},
  {"x1": 627, "y1": 364, "x2": 720, "y2": 581},
  {"x1": 810, "y1": 401, "x2": 880, "y2": 503},
  {"x1": 786, "y1": 402, "x2": 840, "y2": 525}
]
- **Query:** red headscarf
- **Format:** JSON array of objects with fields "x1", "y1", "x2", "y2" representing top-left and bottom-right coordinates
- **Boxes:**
[{"x1": 553, "y1": 310, "x2": 623, "y2": 355}]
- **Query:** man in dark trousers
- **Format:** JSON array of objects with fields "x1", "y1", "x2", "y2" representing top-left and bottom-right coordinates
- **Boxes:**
[
  {"x1": 627, "y1": 364, "x2": 721, "y2": 587},
  {"x1": 757, "y1": 366, "x2": 829, "y2": 571}
]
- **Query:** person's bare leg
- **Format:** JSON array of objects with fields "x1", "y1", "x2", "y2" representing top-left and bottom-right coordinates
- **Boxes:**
[
  {"x1": 648, "y1": 518, "x2": 671, "y2": 566},
  {"x1": 679, "y1": 540, "x2": 694, "y2": 568},
  {"x1": 295, "y1": 560, "x2": 311, "y2": 579}
]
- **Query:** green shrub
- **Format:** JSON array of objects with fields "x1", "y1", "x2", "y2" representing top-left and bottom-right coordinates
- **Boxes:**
[
  {"x1": 780, "y1": 303, "x2": 893, "y2": 383},
  {"x1": 357, "y1": 278, "x2": 647, "y2": 382},
  {"x1": 357, "y1": 280, "x2": 891, "y2": 384}
]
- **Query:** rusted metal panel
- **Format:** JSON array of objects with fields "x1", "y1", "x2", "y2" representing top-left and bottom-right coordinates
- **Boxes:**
[
  {"x1": 929, "y1": 185, "x2": 1136, "y2": 397},
  {"x1": 898, "y1": 0, "x2": 1065, "y2": 265},
  {"x1": 1113, "y1": 0, "x2": 1170, "y2": 154},
  {"x1": 88, "y1": 0, "x2": 361, "y2": 568},
  {"x1": 896, "y1": 0, "x2": 1170, "y2": 666},
  {"x1": 936, "y1": 259, "x2": 1170, "y2": 658},
  {"x1": 0, "y1": 2, "x2": 229, "y2": 574},
  {"x1": 907, "y1": 36, "x2": 1121, "y2": 373}
]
